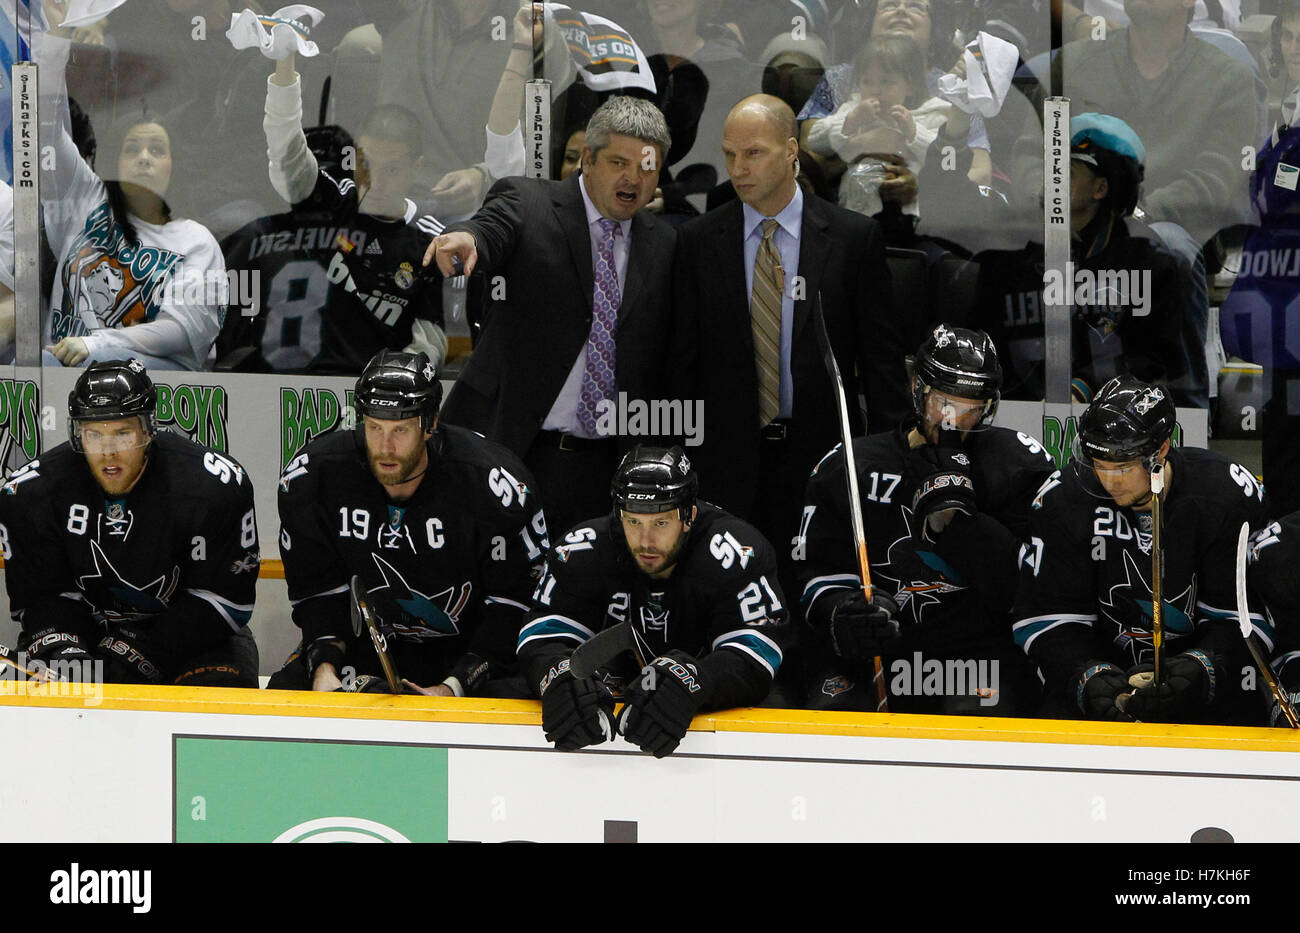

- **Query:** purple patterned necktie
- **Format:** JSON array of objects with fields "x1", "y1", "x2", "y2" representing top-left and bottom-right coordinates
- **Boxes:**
[{"x1": 577, "y1": 218, "x2": 622, "y2": 437}]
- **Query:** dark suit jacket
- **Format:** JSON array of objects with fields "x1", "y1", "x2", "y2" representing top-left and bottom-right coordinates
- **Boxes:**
[
  {"x1": 440, "y1": 173, "x2": 676, "y2": 456},
  {"x1": 671, "y1": 191, "x2": 908, "y2": 519}
]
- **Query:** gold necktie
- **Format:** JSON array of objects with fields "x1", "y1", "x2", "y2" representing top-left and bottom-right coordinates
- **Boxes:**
[{"x1": 751, "y1": 218, "x2": 784, "y2": 426}]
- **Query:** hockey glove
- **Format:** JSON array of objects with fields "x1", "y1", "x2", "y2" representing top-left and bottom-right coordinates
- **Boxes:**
[
  {"x1": 1074, "y1": 662, "x2": 1135, "y2": 722},
  {"x1": 1271, "y1": 691, "x2": 1300, "y2": 728},
  {"x1": 98, "y1": 627, "x2": 168, "y2": 684},
  {"x1": 908, "y1": 444, "x2": 977, "y2": 535},
  {"x1": 539, "y1": 659, "x2": 615, "y2": 751},
  {"x1": 1123, "y1": 650, "x2": 1216, "y2": 723},
  {"x1": 812, "y1": 588, "x2": 902, "y2": 660},
  {"x1": 617, "y1": 651, "x2": 707, "y2": 758},
  {"x1": 24, "y1": 627, "x2": 96, "y2": 666}
]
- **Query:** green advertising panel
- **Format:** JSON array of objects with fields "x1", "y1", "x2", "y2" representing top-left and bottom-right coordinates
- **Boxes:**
[{"x1": 174, "y1": 737, "x2": 448, "y2": 842}]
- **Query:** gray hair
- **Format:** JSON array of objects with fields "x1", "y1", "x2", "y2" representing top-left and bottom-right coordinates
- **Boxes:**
[{"x1": 584, "y1": 96, "x2": 672, "y2": 162}]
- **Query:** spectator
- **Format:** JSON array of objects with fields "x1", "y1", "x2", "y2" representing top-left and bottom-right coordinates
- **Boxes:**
[
  {"x1": 799, "y1": 0, "x2": 992, "y2": 189},
  {"x1": 968, "y1": 114, "x2": 1203, "y2": 406},
  {"x1": 216, "y1": 50, "x2": 447, "y2": 374},
  {"x1": 39, "y1": 27, "x2": 227, "y2": 371}
]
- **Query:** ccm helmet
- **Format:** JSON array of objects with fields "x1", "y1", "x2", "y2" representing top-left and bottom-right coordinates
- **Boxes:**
[
  {"x1": 610, "y1": 445, "x2": 699, "y2": 522},
  {"x1": 912, "y1": 324, "x2": 1002, "y2": 433},
  {"x1": 67, "y1": 358, "x2": 157, "y2": 452},
  {"x1": 354, "y1": 350, "x2": 442, "y2": 432}
]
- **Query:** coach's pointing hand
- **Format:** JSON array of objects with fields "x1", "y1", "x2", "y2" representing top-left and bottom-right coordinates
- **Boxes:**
[{"x1": 424, "y1": 231, "x2": 478, "y2": 277}]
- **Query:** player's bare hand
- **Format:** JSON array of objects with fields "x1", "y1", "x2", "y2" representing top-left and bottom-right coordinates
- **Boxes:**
[
  {"x1": 311, "y1": 663, "x2": 343, "y2": 692},
  {"x1": 430, "y1": 167, "x2": 487, "y2": 216},
  {"x1": 424, "y1": 231, "x2": 478, "y2": 276},
  {"x1": 46, "y1": 337, "x2": 89, "y2": 366},
  {"x1": 401, "y1": 679, "x2": 455, "y2": 697}
]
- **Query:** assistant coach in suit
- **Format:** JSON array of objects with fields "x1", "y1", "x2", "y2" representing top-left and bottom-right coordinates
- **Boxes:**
[
  {"x1": 672, "y1": 94, "x2": 908, "y2": 570},
  {"x1": 425, "y1": 97, "x2": 676, "y2": 535}
]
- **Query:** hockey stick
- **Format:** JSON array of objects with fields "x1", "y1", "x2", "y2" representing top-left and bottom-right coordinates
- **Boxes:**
[
  {"x1": 0, "y1": 643, "x2": 65, "y2": 682},
  {"x1": 812, "y1": 296, "x2": 888, "y2": 712},
  {"x1": 569, "y1": 621, "x2": 650, "y2": 680},
  {"x1": 1236, "y1": 522, "x2": 1300, "y2": 728},
  {"x1": 1149, "y1": 462, "x2": 1165, "y2": 685},
  {"x1": 350, "y1": 575, "x2": 402, "y2": 694}
]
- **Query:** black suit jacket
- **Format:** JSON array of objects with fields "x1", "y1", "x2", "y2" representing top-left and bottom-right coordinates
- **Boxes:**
[
  {"x1": 440, "y1": 173, "x2": 676, "y2": 456},
  {"x1": 671, "y1": 191, "x2": 907, "y2": 519}
]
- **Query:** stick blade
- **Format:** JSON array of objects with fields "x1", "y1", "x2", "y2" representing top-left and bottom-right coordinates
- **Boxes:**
[
  {"x1": 1235, "y1": 522, "x2": 1253, "y2": 640},
  {"x1": 569, "y1": 623, "x2": 636, "y2": 679}
]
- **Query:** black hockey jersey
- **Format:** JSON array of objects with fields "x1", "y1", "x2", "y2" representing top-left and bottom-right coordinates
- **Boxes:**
[
  {"x1": 1013, "y1": 446, "x2": 1267, "y2": 708},
  {"x1": 277, "y1": 425, "x2": 547, "y2": 691},
  {"x1": 1247, "y1": 511, "x2": 1300, "y2": 693},
  {"x1": 971, "y1": 213, "x2": 1195, "y2": 404},
  {"x1": 516, "y1": 504, "x2": 790, "y2": 711},
  {"x1": 218, "y1": 170, "x2": 445, "y2": 374},
  {"x1": 795, "y1": 423, "x2": 1056, "y2": 657},
  {"x1": 0, "y1": 432, "x2": 259, "y2": 668}
]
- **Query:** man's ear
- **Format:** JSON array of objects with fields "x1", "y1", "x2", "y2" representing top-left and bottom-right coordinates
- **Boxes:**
[
  {"x1": 1094, "y1": 176, "x2": 1109, "y2": 203},
  {"x1": 684, "y1": 504, "x2": 698, "y2": 528}
]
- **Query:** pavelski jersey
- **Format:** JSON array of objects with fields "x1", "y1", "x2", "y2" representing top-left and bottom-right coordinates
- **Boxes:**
[
  {"x1": 0, "y1": 433, "x2": 259, "y2": 667},
  {"x1": 516, "y1": 504, "x2": 790, "y2": 710},
  {"x1": 218, "y1": 171, "x2": 445, "y2": 374},
  {"x1": 795, "y1": 423, "x2": 1057, "y2": 657},
  {"x1": 1246, "y1": 511, "x2": 1300, "y2": 693},
  {"x1": 278, "y1": 425, "x2": 548, "y2": 691},
  {"x1": 1013, "y1": 446, "x2": 1268, "y2": 699}
]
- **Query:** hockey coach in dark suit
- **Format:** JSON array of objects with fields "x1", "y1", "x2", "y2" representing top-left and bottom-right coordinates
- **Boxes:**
[
  {"x1": 672, "y1": 94, "x2": 908, "y2": 570},
  {"x1": 425, "y1": 96, "x2": 676, "y2": 535}
]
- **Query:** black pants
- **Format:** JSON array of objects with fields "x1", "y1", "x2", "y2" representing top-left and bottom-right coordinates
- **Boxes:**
[
  {"x1": 524, "y1": 433, "x2": 619, "y2": 538},
  {"x1": 172, "y1": 627, "x2": 260, "y2": 688}
]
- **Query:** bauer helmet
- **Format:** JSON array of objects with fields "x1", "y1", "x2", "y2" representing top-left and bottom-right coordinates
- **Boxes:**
[
  {"x1": 67, "y1": 358, "x2": 157, "y2": 452},
  {"x1": 911, "y1": 324, "x2": 1002, "y2": 433},
  {"x1": 1070, "y1": 375, "x2": 1175, "y2": 496},
  {"x1": 354, "y1": 350, "x2": 442, "y2": 432},
  {"x1": 610, "y1": 445, "x2": 699, "y2": 522}
]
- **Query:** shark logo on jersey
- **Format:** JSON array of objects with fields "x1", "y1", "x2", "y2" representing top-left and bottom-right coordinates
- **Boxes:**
[
  {"x1": 1099, "y1": 549, "x2": 1196, "y2": 662},
  {"x1": 78, "y1": 540, "x2": 180, "y2": 621},
  {"x1": 871, "y1": 507, "x2": 967, "y2": 625},
  {"x1": 369, "y1": 554, "x2": 471, "y2": 639}
]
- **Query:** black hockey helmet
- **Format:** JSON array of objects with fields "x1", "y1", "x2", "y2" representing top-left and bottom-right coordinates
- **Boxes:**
[
  {"x1": 67, "y1": 358, "x2": 157, "y2": 452},
  {"x1": 1070, "y1": 113, "x2": 1145, "y2": 218},
  {"x1": 911, "y1": 324, "x2": 1002, "y2": 433},
  {"x1": 354, "y1": 350, "x2": 442, "y2": 432},
  {"x1": 611, "y1": 445, "x2": 699, "y2": 522},
  {"x1": 1070, "y1": 376, "x2": 1175, "y2": 497}
]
